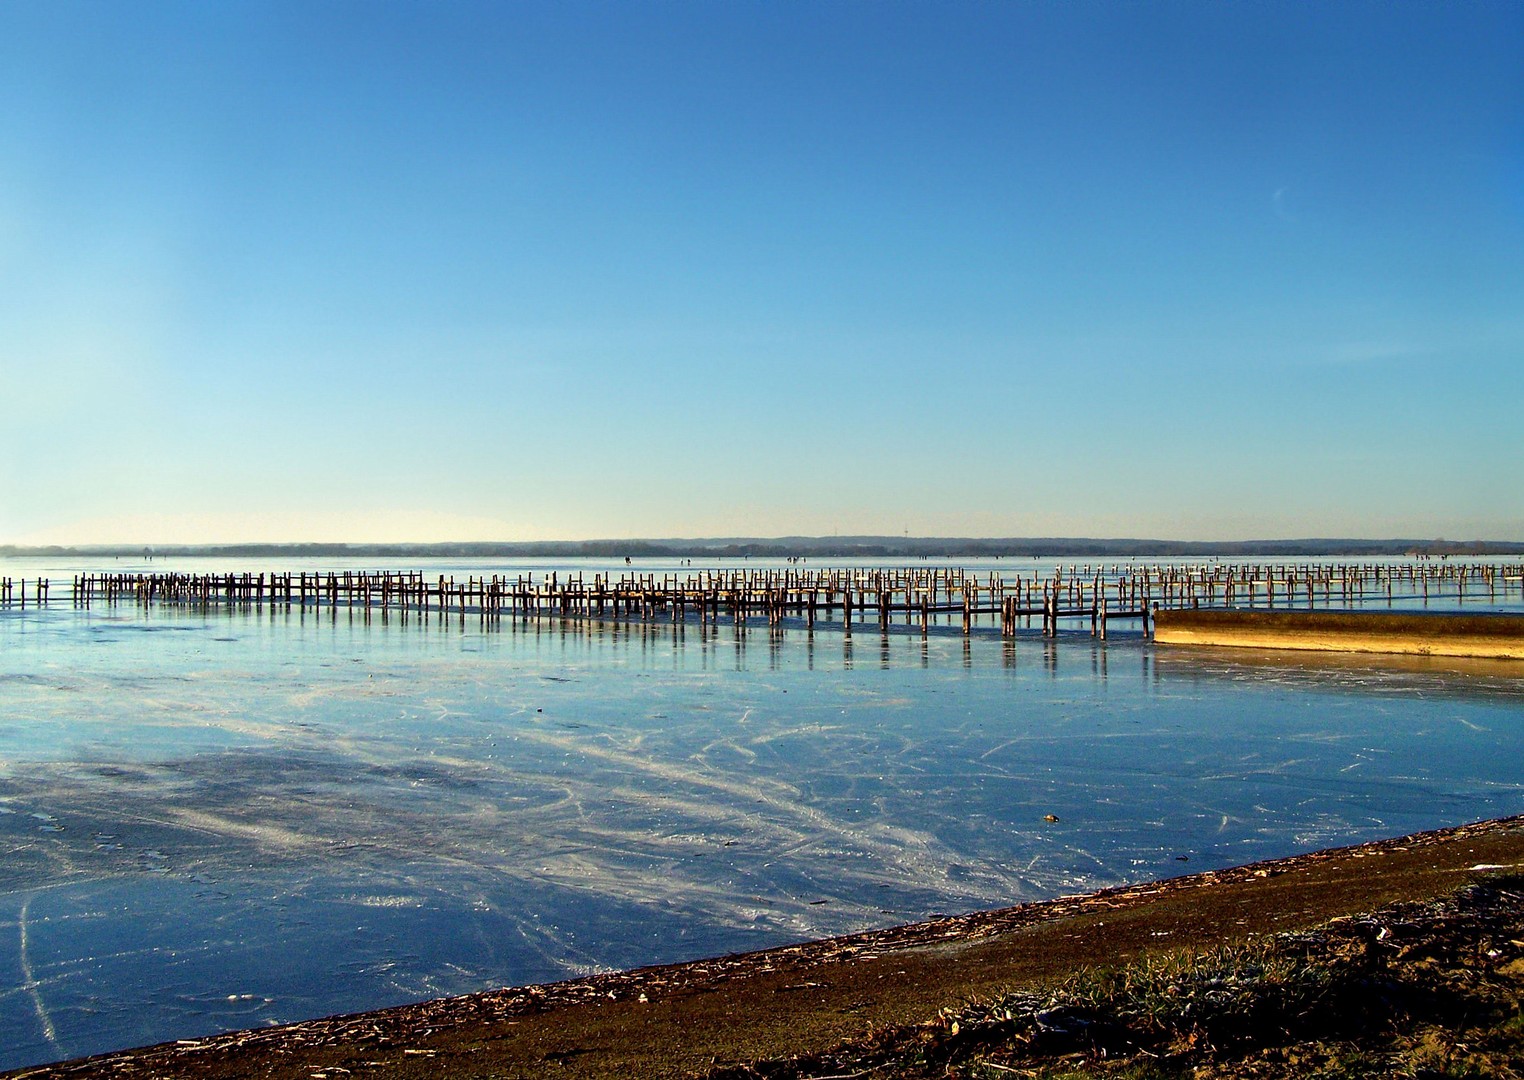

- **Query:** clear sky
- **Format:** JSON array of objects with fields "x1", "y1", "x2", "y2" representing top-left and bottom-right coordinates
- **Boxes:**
[{"x1": 2, "y1": 1, "x2": 1521, "y2": 545}]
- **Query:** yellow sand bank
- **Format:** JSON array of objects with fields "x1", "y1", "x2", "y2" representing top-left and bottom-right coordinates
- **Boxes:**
[{"x1": 1153, "y1": 608, "x2": 1524, "y2": 659}]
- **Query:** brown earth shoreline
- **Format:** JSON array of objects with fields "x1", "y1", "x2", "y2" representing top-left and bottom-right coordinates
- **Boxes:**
[{"x1": 12, "y1": 816, "x2": 1524, "y2": 1080}]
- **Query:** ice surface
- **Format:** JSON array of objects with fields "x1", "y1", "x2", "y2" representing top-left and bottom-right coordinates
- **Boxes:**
[{"x1": 1, "y1": 598, "x2": 1522, "y2": 1068}]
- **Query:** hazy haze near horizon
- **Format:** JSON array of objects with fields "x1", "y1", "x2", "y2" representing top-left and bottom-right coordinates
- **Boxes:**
[{"x1": 2, "y1": 2, "x2": 1521, "y2": 545}]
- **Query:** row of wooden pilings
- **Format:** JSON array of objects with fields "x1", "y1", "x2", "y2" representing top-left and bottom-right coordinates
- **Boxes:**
[
  {"x1": 23, "y1": 568, "x2": 1147, "y2": 639},
  {"x1": 2, "y1": 560, "x2": 1521, "y2": 638}
]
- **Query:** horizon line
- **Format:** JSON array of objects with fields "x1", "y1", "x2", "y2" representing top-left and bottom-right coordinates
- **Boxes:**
[{"x1": 5, "y1": 535, "x2": 1524, "y2": 558}]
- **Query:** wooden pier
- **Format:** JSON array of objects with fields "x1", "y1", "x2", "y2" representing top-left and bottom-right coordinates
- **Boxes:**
[
  {"x1": 2, "y1": 560, "x2": 1520, "y2": 641},
  {"x1": 6, "y1": 566, "x2": 1144, "y2": 638}
]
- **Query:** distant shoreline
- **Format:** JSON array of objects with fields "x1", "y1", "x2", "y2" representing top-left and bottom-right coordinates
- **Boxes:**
[{"x1": 5, "y1": 536, "x2": 1524, "y2": 559}]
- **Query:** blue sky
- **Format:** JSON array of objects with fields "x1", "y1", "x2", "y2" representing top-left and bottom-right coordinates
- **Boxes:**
[{"x1": 2, "y1": 1, "x2": 1521, "y2": 544}]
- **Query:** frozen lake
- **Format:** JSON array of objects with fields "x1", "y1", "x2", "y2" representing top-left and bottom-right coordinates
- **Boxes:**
[{"x1": 2, "y1": 557, "x2": 1523, "y2": 1069}]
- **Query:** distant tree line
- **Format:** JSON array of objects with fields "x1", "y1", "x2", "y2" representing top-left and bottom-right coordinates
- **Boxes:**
[{"x1": 5, "y1": 537, "x2": 1523, "y2": 559}]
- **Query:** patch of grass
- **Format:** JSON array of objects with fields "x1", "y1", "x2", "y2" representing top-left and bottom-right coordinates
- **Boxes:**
[{"x1": 1036, "y1": 937, "x2": 1345, "y2": 1044}]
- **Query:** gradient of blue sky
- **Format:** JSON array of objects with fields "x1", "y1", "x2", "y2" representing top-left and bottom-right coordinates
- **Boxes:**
[{"x1": 2, "y1": 1, "x2": 1521, "y2": 544}]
